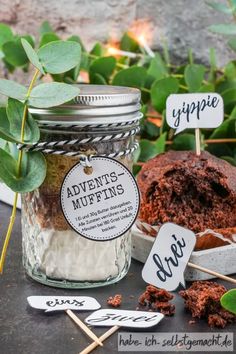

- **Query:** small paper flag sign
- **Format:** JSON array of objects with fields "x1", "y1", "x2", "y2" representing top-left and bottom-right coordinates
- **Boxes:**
[
  {"x1": 27, "y1": 296, "x2": 101, "y2": 313},
  {"x1": 166, "y1": 93, "x2": 224, "y2": 135},
  {"x1": 142, "y1": 223, "x2": 196, "y2": 291},
  {"x1": 85, "y1": 309, "x2": 164, "y2": 328}
]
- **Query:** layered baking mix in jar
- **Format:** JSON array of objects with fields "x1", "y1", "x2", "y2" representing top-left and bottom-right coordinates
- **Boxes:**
[{"x1": 21, "y1": 85, "x2": 142, "y2": 288}]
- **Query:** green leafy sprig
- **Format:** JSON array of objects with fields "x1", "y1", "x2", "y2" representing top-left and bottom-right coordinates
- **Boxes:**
[
  {"x1": 0, "y1": 38, "x2": 81, "y2": 272},
  {"x1": 221, "y1": 289, "x2": 236, "y2": 314}
]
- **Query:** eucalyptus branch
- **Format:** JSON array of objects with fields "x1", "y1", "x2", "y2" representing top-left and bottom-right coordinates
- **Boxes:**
[
  {"x1": 0, "y1": 69, "x2": 40, "y2": 273},
  {"x1": 0, "y1": 39, "x2": 81, "y2": 274}
]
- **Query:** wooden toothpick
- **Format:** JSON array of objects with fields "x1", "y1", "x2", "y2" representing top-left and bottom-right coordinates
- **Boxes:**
[
  {"x1": 65, "y1": 309, "x2": 103, "y2": 347},
  {"x1": 79, "y1": 325, "x2": 120, "y2": 354},
  {"x1": 195, "y1": 128, "x2": 201, "y2": 156},
  {"x1": 188, "y1": 262, "x2": 236, "y2": 285}
]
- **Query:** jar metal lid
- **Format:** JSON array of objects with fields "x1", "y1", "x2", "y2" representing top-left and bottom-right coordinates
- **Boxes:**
[
  {"x1": 73, "y1": 84, "x2": 141, "y2": 106},
  {"x1": 30, "y1": 84, "x2": 142, "y2": 125}
]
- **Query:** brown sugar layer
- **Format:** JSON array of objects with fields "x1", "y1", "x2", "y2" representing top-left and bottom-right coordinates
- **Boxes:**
[
  {"x1": 138, "y1": 285, "x2": 175, "y2": 316},
  {"x1": 179, "y1": 281, "x2": 236, "y2": 328},
  {"x1": 138, "y1": 151, "x2": 236, "y2": 234}
]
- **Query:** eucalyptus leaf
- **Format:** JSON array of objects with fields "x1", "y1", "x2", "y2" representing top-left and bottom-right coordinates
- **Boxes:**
[
  {"x1": 112, "y1": 66, "x2": 147, "y2": 88},
  {"x1": 21, "y1": 35, "x2": 35, "y2": 48},
  {"x1": 29, "y1": 82, "x2": 80, "y2": 108},
  {"x1": 0, "y1": 137, "x2": 7, "y2": 149},
  {"x1": 206, "y1": 1, "x2": 233, "y2": 14},
  {"x1": 0, "y1": 79, "x2": 27, "y2": 100},
  {"x1": 120, "y1": 32, "x2": 139, "y2": 52},
  {"x1": 184, "y1": 64, "x2": 205, "y2": 92},
  {"x1": 198, "y1": 83, "x2": 215, "y2": 92},
  {"x1": 143, "y1": 120, "x2": 160, "y2": 139},
  {"x1": 89, "y1": 56, "x2": 116, "y2": 81},
  {"x1": 90, "y1": 42, "x2": 104, "y2": 57},
  {"x1": 220, "y1": 289, "x2": 236, "y2": 315},
  {"x1": 221, "y1": 87, "x2": 236, "y2": 107},
  {"x1": 2, "y1": 39, "x2": 29, "y2": 67},
  {"x1": 0, "y1": 106, "x2": 9, "y2": 131},
  {"x1": 7, "y1": 98, "x2": 40, "y2": 143},
  {"x1": 38, "y1": 40, "x2": 81, "y2": 74},
  {"x1": 229, "y1": 105, "x2": 236, "y2": 118},
  {"x1": 39, "y1": 21, "x2": 53, "y2": 35},
  {"x1": 151, "y1": 77, "x2": 179, "y2": 113},
  {"x1": 172, "y1": 134, "x2": 196, "y2": 151},
  {"x1": 209, "y1": 117, "x2": 236, "y2": 138},
  {"x1": 209, "y1": 24, "x2": 236, "y2": 35},
  {"x1": 228, "y1": 38, "x2": 236, "y2": 52},
  {"x1": 0, "y1": 148, "x2": 17, "y2": 187},
  {"x1": 0, "y1": 149, "x2": 46, "y2": 192},
  {"x1": 133, "y1": 164, "x2": 142, "y2": 176},
  {"x1": 139, "y1": 139, "x2": 158, "y2": 162},
  {"x1": 0, "y1": 106, "x2": 18, "y2": 142},
  {"x1": 39, "y1": 32, "x2": 60, "y2": 48},
  {"x1": 0, "y1": 23, "x2": 14, "y2": 48},
  {"x1": 7, "y1": 141, "x2": 21, "y2": 161},
  {"x1": 67, "y1": 35, "x2": 86, "y2": 52},
  {"x1": 224, "y1": 61, "x2": 236, "y2": 80},
  {"x1": 3, "y1": 59, "x2": 15, "y2": 73},
  {"x1": 65, "y1": 36, "x2": 81, "y2": 82},
  {"x1": 216, "y1": 79, "x2": 236, "y2": 94},
  {"x1": 89, "y1": 73, "x2": 107, "y2": 85},
  {"x1": 160, "y1": 110, "x2": 169, "y2": 134},
  {"x1": 139, "y1": 133, "x2": 166, "y2": 162},
  {"x1": 21, "y1": 39, "x2": 45, "y2": 74},
  {"x1": 207, "y1": 143, "x2": 232, "y2": 157},
  {"x1": 147, "y1": 54, "x2": 168, "y2": 81},
  {"x1": 154, "y1": 132, "x2": 167, "y2": 154}
]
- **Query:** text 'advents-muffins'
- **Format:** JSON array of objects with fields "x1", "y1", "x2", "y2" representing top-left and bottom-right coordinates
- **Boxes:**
[{"x1": 66, "y1": 172, "x2": 125, "y2": 210}]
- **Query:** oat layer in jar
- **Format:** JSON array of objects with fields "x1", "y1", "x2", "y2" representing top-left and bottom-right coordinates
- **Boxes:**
[{"x1": 21, "y1": 85, "x2": 142, "y2": 288}]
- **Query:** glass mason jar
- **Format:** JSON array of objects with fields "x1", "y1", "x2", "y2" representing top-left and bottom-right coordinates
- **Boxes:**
[{"x1": 21, "y1": 85, "x2": 142, "y2": 288}]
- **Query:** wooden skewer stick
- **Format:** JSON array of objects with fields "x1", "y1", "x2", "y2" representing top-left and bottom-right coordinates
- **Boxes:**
[
  {"x1": 65, "y1": 309, "x2": 103, "y2": 347},
  {"x1": 188, "y1": 262, "x2": 236, "y2": 285},
  {"x1": 79, "y1": 325, "x2": 120, "y2": 354},
  {"x1": 195, "y1": 128, "x2": 201, "y2": 156},
  {"x1": 165, "y1": 138, "x2": 236, "y2": 145}
]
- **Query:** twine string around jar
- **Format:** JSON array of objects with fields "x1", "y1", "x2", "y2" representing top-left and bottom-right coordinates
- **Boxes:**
[
  {"x1": 16, "y1": 141, "x2": 139, "y2": 159},
  {"x1": 17, "y1": 119, "x2": 140, "y2": 162},
  {"x1": 17, "y1": 126, "x2": 140, "y2": 151}
]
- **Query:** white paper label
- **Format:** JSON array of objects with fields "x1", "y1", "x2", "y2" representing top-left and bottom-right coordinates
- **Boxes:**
[
  {"x1": 85, "y1": 309, "x2": 164, "y2": 328},
  {"x1": 166, "y1": 93, "x2": 224, "y2": 134},
  {"x1": 60, "y1": 156, "x2": 140, "y2": 241},
  {"x1": 142, "y1": 223, "x2": 196, "y2": 291},
  {"x1": 27, "y1": 296, "x2": 101, "y2": 313}
]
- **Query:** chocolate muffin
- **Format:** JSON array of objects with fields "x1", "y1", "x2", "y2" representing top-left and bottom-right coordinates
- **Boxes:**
[
  {"x1": 179, "y1": 281, "x2": 236, "y2": 328},
  {"x1": 137, "y1": 151, "x2": 236, "y2": 248}
]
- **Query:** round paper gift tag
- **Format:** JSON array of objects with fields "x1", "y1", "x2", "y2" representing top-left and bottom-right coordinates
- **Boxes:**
[{"x1": 60, "y1": 156, "x2": 140, "y2": 241}]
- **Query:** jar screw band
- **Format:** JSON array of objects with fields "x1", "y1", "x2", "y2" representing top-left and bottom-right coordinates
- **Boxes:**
[{"x1": 37, "y1": 119, "x2": 140, "y2": 130}]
